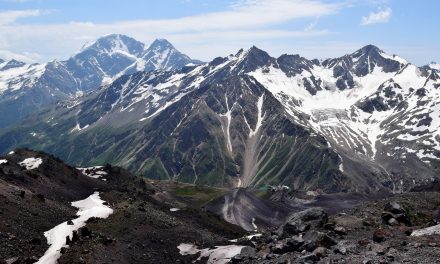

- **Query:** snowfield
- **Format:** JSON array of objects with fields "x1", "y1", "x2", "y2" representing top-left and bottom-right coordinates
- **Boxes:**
[
  {"x1": 36, "y1": 192, "x2": 113, "y2": 264},
  {"x1": 0, "y1": 63, "x2": 46, "y2": 94},
  {"x1": 178, "y1": 243, "x2": 245, "y2": 264},
  {"x1": 18, "y1": 157, "x2": 42, "y2": 170},
  {"x1": 77, "y1": 166, "x2": 108, "y2": 179},
  {"x1": 0, "y1": 159, "x2": 7, "y2": 164}
]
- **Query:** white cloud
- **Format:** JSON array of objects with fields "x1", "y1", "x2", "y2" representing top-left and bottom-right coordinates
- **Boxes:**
[
  {"x1": 0, "y1": 49, "x2": 40, "y2": 62},
  {"x1": 361, "y1": 7, "x2": 392, "y2": 26},
  {"x1": 0, "y1": 0, "x2": 342, "y2": 62},
  {"x1": 0, "y1": 9, "x2": 46, "y2": 25}
]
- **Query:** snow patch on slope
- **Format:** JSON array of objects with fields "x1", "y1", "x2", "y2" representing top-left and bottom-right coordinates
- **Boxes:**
[
  {"x1": 18, "y1": 157, "x2": 42, "y2": 170},
  {"x1": 178, "y1": 243, "x2": 245, "y2": 264},
  {"x1": 249, "y1": 95, "x2": 265, "y2": 137},
  {"x1": 411, "y1": 224, "x2": 440, "y2": 237},
  {"x1": 219, "y1": 95, "x2": 234, "y2": 153},
  {"x1": 0, "y1": 63, "x2": 46, "y2": 94},
  {"x1": 78, "y1": 166, "x2": 108, "y2": 179},
  {"x1": 429, "y1": 63, "x2": 440, "y2": 70},
  {"x1": 249, "y1": 65, "x2": 394, "y2": 114},
  {"x1": 36, "y1": 192, "x2": 113, "y2": 264},
  {"x1": 379, "y1": 51, "x2": 408, "y2": 65}
]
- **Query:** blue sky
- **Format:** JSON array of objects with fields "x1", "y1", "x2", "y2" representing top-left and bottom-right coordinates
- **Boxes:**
[{"x1": 0, "y1": 0, "x2": 438, "y2": 65}]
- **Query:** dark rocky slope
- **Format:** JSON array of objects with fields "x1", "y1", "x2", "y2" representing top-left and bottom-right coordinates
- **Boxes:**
[{"x1": 0, "y1": 150, "x2": 245, "y2": 264}]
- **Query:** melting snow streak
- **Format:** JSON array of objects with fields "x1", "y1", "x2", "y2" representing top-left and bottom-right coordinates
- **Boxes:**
[{"x1": 36, "y1": 192, "x2": 113, "y2": 264}]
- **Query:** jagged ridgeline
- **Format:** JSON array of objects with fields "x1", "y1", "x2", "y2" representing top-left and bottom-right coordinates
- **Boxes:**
[
  {"x1": 0, "y1": 35, "x2": 201, "y2": 128},
  {"x1": 1, "y1": 42, "x2": 439, "y2": 193}
]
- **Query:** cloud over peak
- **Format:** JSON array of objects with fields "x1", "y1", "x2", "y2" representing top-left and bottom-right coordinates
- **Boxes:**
[{"x1": 361, "y1": 7, "x2": 392, "y2": 26}]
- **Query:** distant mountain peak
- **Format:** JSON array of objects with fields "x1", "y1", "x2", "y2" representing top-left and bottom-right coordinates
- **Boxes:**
[
  {"x1": 247, "y1": 45, "x2": 268, "y2": 55},
  {"x1": 78, "y1": 34, "x2": 145, "y2": 57},
  {"x1": 351, "y1": 44, "x2": 383, "y2": 59},
  {"x1": 230, "y1": 46, "x2": 274, "y2": 73},
  {"x1": 238, "y1": 46, "x2": 271, "y2": 62},
  {"x1": 360, "y1": 44, "x2": 382, "y2": 53},
  {"x1": 0, "y1": 59, "x2": 27, "y2": 71},
  {"x1": 149, "y1": 38, "x2": 175, "y2": 50}
]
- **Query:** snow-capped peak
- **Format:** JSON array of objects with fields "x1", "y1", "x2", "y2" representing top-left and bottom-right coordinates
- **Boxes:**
[
  {"x1": 350, "y1": 44, "x2": 407, "y2": 65},
  {"x1": 136, "y1": 38, "x2": 199, "y2": 72},
  {"x1": 0, "y1": 59, "x2": 27, "y2": 71},
  {"x1": 429, "y1": 62, "x2": 440, "y2": 70},
  {"x1": 352, "y1": 44, "x2": 382, "y2": 57},
  {"x1": 76, "y1": 34, "x2": 145, "y2": 58},
  {"x1": 226, "y1": 45, "x2": 274, "y2": 74},
  {"x1": 148, "y1": 38, "x2": 175, "y2": 50}
]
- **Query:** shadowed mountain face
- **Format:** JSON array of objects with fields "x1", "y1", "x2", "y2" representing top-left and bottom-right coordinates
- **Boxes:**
[
  {"x1": 1, "y1": 45, "x2": 439, "y2": 194},
  {"x1": 0, "y1": 35, "x2": 201, "y2": 128}
]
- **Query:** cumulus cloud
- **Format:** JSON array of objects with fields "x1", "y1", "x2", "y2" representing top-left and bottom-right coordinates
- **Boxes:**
[{"x1": 361, "y1": 7, "x2": 392, "y2": 26}]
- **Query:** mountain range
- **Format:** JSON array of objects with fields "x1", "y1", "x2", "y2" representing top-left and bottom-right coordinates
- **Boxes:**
[
  {"x1": 0, "y1": 36, "x2": 439, "y2": 194},
  {"x1": 0, "y1": 34, "x2": 201, "y2": 128}
]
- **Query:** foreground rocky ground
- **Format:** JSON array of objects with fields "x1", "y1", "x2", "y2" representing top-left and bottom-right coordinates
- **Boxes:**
[
  {"x1": 0, "y1": 150, "x2": 244, "y2": 264},
  {"x1": 230, "y1": 192, "x2": 440, "y2": 264},
  {"x1": 1, "y1": 149, "x2": 440, "y2": 263}
]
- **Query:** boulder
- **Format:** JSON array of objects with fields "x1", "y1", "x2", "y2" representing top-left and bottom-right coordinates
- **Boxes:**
[
  {"x1": 388, "y1": 218, "x2": 399, "y2": 226},
  {"x1": 381, "y1": 212, "x2": 394, "y2": 223},
  {"x1": 79, "y1": 227, "x2": 92, "y2": 237},
  {"x1": 72, "y1": 230, "x2": 79, "y2": 243},
  {"x1": 313, "y1": 246, "x2": 328, "y2": 258},
  {"x1": 280, "y1": 208, "x2": 328, "y2": 237},
  {"x1": 382, "y1": 202, "x2": 411, "y2": 226},
  {"x1": 240, "y1": 246, "x2": 256, "y2": 257},
  {"x1": 66, "y1": 235, "x2": 71, "y2": 245},
  {"x1": 369, "y1": 243, "x2": 388, "y2": 255},
  {"x1": 334, "y1": 242, "x2": 347, "y2": 255},
  {"x1": 373, "y1": 228, "x2": 393, "y2": 243},
  {"x1": 394, "y1": 213, "x2": 411, "y2": 226},
  {"x1": 302, "y1": 230, "x2": 337, "y2": 251},
  {"x1": 384, "y1": 202, "x2": 405, "y2": 215},
  {"x1": 231, "y1": 246, "x2": 257, "y2": 262},
  {"x1": 298, "y1": 253, "x2": 319, "y2": 263},
  {"x1": 334, "y1": 226, "x2": 347, "y2": 236},
  {"x1": 271, "y1": 236, "x2": 304, "y2": 254},
  {"x1": 386, "y1": 248, "x2": 398, "y2": 262}
]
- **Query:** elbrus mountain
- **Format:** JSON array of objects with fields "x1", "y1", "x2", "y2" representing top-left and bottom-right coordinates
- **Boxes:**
[
  {"x1": 0, "y1": 34, "x2": 201, "y2": 128},
  {"x1": 0, "y1": 36, "x2": 439, "y2": 195}
]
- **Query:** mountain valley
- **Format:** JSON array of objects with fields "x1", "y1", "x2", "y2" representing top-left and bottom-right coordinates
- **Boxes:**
[
  {"x1": 1, "y1": 33, "x2": 440, "y2": 264},
  {"x1": 1, "y1": 42, "x2": 439, "y2": 195}
]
